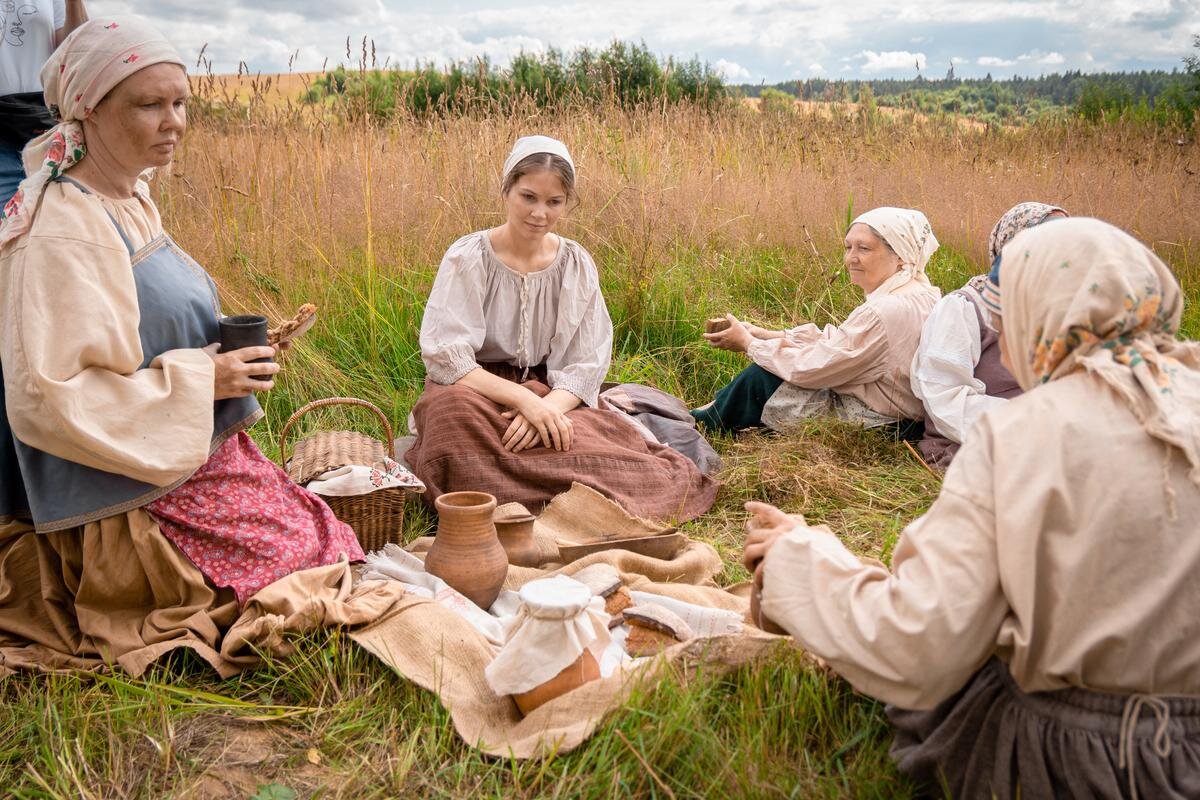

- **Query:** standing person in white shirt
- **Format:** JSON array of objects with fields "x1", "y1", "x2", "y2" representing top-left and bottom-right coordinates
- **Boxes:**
[
  {"x1": 910, "y1": 202, "x2": 1067, "y2": 469},
  {"x1": 0, "y1": 0, "x2": 88, "y2": 205}
]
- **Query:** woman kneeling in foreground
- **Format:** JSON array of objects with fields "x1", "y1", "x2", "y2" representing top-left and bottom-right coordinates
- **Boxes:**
[
  {"x1": 692, "y1": 207, "x2": 940, "y2": 434},
  {"x1": 0, "y1": 18, "x2": 361, "y2": 674},
  {"x1": 745, "y1": 218, "x2": 1200, "y2": 798},
  {"x1": 405, "y1": 136, "x2": 716, "y2": 521}
]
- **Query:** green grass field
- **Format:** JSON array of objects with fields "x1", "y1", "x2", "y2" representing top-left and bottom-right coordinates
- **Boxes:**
[{"x1": 2, "y1": 98, "x2": 1198, "y2": 797}]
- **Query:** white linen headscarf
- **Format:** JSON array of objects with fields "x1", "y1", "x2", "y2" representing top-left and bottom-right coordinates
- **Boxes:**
[
  {"x1": 0, "y1": 16, "x2": 185, "y2": 250},
  {"x1": 501, "y1": 135, "x2": 575, "y2": 187},
  {"x1": 998, "y1": 218, "x2": 1200, "y2": 489},
  {"x1": 849, "y1": 207, "x2": 940, "y2": 294}
]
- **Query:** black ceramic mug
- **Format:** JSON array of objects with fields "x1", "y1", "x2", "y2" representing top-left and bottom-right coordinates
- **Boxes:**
[{"x1": 218, "y1": 314, "x2": 273, "y2": 382}]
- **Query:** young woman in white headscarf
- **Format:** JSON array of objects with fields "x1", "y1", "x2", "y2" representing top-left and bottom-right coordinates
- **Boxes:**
[
  {"x1": 692, "y1": 207, "x2": 941, "y2": 433},
  {"x1": 742, "y1": 218, "x2": 1200, "y2": 798},
  {"x1": 405, "y1": 136, "x2": 717, "y2": 521},
  {"x1": 0, "y1": 17, "x2": 362, "y2": 675},
  {"x1": 911, "y1": 201, "x2": 1067, "y2": 469}
]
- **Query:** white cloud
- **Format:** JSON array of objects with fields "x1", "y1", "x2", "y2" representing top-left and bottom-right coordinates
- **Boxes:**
[
  {"x1": 714, "y1": 58, "x2": 751, "y2": 80},
  {"x1": 1016, "y1": 50, "x2": 1066, "y2": 65},
  {"x1": 808, "y1": 62, "x2": 825, "y2": 73},
  {"x1": 857, "y1": 50, "x2": 926, "y2": 73},
  {"x1": 84, "y1": 0, "x2": 1200, "y2": 81}
]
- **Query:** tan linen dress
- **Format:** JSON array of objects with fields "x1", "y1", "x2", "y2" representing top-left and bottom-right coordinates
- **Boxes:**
[{"x1": 0, "y1": 183, "x2": 376, "y2": 677}]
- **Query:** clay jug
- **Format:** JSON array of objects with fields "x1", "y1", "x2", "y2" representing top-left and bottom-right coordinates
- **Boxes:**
[
  {"x1": 750, "y1": 561, "x2": 787, "y2": 635},
  {"x1": 493, "y1": 502, "x2": 541, "y2": 567},
  {"x1": 426, "y1": 491, "x2": 508, "y2": 610}
]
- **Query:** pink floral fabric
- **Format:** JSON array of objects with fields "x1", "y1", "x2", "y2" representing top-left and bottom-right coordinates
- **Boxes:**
[{"x1": 147, "y1": 432, "x2": 364, "y2": 605}]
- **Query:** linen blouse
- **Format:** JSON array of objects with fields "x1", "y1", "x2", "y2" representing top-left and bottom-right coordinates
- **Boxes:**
[
  {"x1": 745, "y1": 280, "x2": 939, "y2": 420},
  {"x1": 910, "y1": 282, "x2": 1008, "y2": 445},
  {"x1": 760, "y1": 372, "x2": 1200, "y2": 710},
  {"x1": 0, "y1": 179, "x2": 216, "y2": 487},
  {"x1": 419, "y1": 231, "x2": 613, "y2": 407}
]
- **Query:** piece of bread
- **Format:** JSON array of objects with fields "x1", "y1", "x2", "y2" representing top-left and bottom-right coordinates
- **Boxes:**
[
  {"x1": 267, "y1": 303, "x2": 317, "y2": 345},
  {"x1": 604, "y1": 586, "x2": 632, "y2": 624},
  {"x1": 705, "y1": 317, "x2": 731, "y2": 334},
  {"x1": 570, "y1": 563, "x2": 622, "y2": 598},
  {"x1": 622, "y1": 604, "x2": 694, "y2": 656}
]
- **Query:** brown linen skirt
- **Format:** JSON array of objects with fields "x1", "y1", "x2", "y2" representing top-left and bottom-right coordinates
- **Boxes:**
[
  {"x1": 888, "y1": 658, "x2": 1200, "y2": 799},
  {"x1": 0, "y1": 513, "x2": 397, "y2": 678},
  {"x1": 0, "y1": 512, "x2": 241, "y2": 676},
  {"x1": 404, "y1": 375, "x2": 719, "y2": 522}
]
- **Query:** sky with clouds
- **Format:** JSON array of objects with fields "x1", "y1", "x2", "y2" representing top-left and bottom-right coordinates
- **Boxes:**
[{"x1": 90, "y1": 0, "x2": 1199, "y2": 82}]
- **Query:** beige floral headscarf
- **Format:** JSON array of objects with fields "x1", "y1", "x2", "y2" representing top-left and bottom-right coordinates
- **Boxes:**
[
  {"x1": 987, "y1": 201, "x2": 1067, "y2": 264},
  {"x1": 0, "y1": 16, "x2": 185, "y2": 250},
  {"x1": 998, "y1": 218, "x2": 1200, "y2": 487}
]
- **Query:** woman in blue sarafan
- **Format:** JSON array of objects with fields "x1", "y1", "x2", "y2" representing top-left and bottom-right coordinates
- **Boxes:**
[{"x1": 0, "y1": 17, "x2": 361, "y2": 676}]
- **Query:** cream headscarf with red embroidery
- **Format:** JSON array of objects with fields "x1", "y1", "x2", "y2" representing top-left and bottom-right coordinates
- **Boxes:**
[{"x1": 0, "y1": 16, "x2": 185, "y2": 249}]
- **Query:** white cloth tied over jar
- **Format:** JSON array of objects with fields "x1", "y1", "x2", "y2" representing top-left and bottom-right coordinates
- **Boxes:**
[{"x1": 485, "y1": 575, "x2": 612, "y2": 696}]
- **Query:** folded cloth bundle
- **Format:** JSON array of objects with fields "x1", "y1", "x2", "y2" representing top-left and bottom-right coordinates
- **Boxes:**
[{"x1": 305, "y1": 457, "x2": 425, "y2": 497}]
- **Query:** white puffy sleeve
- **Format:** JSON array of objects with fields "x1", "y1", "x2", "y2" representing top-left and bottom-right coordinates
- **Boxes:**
[
  {"x1": 419, "y1": 235, "x2": 489, "y2": 385},
  {"x1": 545, "y1": 244, "x2": 613, "y2": 406},
  {"x1": 911, "y1": 293, "x2": 1007, "y2": 444}
]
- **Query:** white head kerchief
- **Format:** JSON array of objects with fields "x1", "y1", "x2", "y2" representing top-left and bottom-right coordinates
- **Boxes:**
[
  {"x1": 849, "y1": 207, "x2": 940, "y2": 293},
  {"x1": 501, "y1": 135, "x2": 575, "y2": 186}
]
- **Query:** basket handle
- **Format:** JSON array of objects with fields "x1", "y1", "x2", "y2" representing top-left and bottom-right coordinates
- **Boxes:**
[{"x1": 278, "y1": 397, "x2": 397, "y2": 467}]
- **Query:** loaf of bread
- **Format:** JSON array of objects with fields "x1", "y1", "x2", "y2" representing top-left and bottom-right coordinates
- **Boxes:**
[
  {"x1": 569, "y1": 564, "x2": 632, "y2": 626},
  {"x1": 622, "y1": 604, "x2": 694, "y2": 657},
  {"x1": 267, "y1": 303, "x2": 317, "y2": 345}
]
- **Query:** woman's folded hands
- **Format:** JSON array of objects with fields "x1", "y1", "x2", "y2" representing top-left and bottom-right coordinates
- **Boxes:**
[{"x1": 500, "y1": 389, "x2": 577, "y2": 453}]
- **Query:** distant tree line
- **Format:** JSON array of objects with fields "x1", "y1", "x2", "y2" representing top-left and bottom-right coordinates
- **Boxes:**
[
  {"x1": 738, "y1": 38, "x2": 1200, "y2": 127},
  {"x1": 303, "y1": 41, "x2": 728, "y2": 117}
]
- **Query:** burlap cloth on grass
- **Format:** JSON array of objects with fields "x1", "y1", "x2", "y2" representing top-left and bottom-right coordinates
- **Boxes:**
[
  {"x1": 0, "y1": 485, "x2": 788, "y2": 759},
  {"x1": 351, "y1": 482, "x2": 787, "y2": 759}
]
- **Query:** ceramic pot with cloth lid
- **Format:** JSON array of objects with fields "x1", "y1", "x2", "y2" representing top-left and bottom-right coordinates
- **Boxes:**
[{"x1": 485, "y1": 575, "x2": 612, "y2": 716}]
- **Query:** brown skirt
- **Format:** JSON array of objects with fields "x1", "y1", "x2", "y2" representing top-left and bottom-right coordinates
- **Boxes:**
[
  {"x1": 405, "y1": 377, "x2": 719, "y2": 522},
  {"x1": 0, "y1": 513, "x2": 399, "y2": 678},
  {"x1": 888, "y1": 658, "x2": 1200, "y2": 799}
]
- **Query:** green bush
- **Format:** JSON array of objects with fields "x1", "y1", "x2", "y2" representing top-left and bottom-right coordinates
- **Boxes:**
[
  {"x1": 304, "y1": 41, "x2": 728, "y2": 119},
  {"x1": 759, "y1": 87, "x2": 796, "y2": 115}
]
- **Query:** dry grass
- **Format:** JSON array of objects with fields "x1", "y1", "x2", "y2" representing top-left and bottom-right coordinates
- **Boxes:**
[{"x1": 2, "y1": 86, "x2": 1197, "y2": 797}]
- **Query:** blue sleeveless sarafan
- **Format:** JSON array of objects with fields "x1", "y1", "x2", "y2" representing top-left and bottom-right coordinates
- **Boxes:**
[{"x1": 0, "y1": 178, "x2": 260, "y2": 531}]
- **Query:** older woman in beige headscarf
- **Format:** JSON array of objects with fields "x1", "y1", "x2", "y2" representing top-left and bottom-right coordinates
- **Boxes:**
[
  {"x1": 742, "y1": 218, "x2": 1200, "y2": 798},
  {"x1": 0, "y1": 16, "x2": 362, "y2": 678},
  {"x1": 692, "y1": 206, "x2": 941, "y2": 433}
]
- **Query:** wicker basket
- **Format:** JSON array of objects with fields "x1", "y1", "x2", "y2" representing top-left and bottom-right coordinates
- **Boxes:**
[{"x1": 279, "y1": 397, "x2": 409, "y2": 553}]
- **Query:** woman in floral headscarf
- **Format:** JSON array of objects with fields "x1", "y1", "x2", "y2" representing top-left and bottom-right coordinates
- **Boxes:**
[
  {"x1": 0, "y1": 17, "x2": 362, "y2": 676},
  {"x1": 742, "y1": 218, "x2": 1200, "y2": 798},
  {"x1": 692, "y1": 207, "x2": 941, "y2": 433},
  {"x1": 911, "y1": 201, "x2": 1067, "y2": 469}
]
